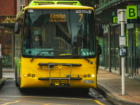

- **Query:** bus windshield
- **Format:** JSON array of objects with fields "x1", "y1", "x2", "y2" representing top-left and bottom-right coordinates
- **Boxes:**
[{"x1": 22, "y1": 9, "x2": 96, "y2": 58}]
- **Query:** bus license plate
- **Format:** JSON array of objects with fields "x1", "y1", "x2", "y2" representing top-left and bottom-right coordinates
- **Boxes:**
[{"x1": 84, "y1": 80, "x2": 94, "y2": 84}]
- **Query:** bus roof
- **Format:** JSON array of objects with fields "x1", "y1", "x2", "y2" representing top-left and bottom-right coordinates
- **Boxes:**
[
  {"x1": 16, "y1": 0, "x2": 94, "y2": 19},
  {"x1": 29, "y1": 0, "x2": 82, "y2": 6},
  {"x1": 24, "y1": 5, "x2": 93, "y2": 10},
  {"x1": 16, "y1": 0, "x2": 82, "y2": 19}
]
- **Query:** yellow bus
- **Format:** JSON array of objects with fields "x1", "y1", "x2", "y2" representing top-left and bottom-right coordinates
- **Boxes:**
[{"x1": 14, "y1": 0, "x2": 97, "y2": 94}]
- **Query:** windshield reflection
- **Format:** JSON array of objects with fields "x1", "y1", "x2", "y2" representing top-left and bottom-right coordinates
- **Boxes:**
[{"x1": 22, "y1": 9, "x2": 96, "y2": 58}]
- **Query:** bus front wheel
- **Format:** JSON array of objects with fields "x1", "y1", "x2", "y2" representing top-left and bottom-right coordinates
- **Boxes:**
[{"x1": 15, "y1": 67, "x2": 18, "y2": 87}]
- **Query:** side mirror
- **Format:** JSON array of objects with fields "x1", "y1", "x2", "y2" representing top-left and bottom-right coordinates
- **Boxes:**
[{"x1": 14, "y1": 22, "x2": 20, "y2": 34}]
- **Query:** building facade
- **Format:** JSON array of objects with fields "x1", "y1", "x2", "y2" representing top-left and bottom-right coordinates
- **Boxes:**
[
  {"x1": 0, "y1": 0, "x2": 32, "y2": 68},
  {"x1": 96, "y1": 0, "x2": 140, "y2": 79}
]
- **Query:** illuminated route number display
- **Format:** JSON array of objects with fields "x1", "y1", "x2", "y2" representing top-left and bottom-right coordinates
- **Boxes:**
[
  {"x1": 49, "y1": 10, "x2": 92, "y2": 23},
  {"x1": 49, "y1": 13, "x2": 83, "y2": 22},
  {"x1": 49, "y1": 13, "x2": 66, "y2": 22}
]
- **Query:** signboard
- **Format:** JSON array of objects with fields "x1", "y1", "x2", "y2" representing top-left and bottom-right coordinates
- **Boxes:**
[
  {"x1": 117, "y1": 9, "x2": 127, "y2": 24},
  {"x1": 119, "y1": 36, "x2": 126, "y2": 57},
  {"x1": 119, "y1": 36, "x2": 126, "y2": 46},
  {"x1": 127, "y1": 5, "x2": 137, "y2": 19},
  {"x1": 113, "y1": 16, "x2": 117, "y2": 23},
  {"x1": 119, "y1": 47, "x2": 127, "y2": 57}
]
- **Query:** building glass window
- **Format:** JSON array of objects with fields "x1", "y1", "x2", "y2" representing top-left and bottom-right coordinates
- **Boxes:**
[
  {"x1": 20, "y1": 0, "x2": 25, "y2": 10},
  {"x1": 20, "y1": 0, "x2": 25, "y2": 5}
]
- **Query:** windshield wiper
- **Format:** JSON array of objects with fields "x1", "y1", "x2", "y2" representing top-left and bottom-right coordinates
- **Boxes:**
[
  {"x1": 31, "y1": 50, "x2": 61, "y2": 62},
  {"x1": 79, "y1": 56, "x2": 91, "y2": 63},
  {"x1": 73, "y1": 55, "x2": 90, "y2": 63}
]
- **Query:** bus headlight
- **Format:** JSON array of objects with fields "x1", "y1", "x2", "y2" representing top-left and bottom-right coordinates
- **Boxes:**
[
  {"x1": 91, "y1": 74, "x2": 94, "y2": 77},
  {"x1": 23, "y1": 74, "x2": 27, "y2": 77}
]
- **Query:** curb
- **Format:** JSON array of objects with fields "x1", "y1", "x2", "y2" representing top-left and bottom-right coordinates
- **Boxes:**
[
  {"x1": 97, "y1": 83, "x2": 140, "y2": 105},
  {"x1": 2, "y1": 69, "x2": 15, "y2": 72},
  {"x1": 0, "y1": 78, "x2": 6, "y2": 89}
]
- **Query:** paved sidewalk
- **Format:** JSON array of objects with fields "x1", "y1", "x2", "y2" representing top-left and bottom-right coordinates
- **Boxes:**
[
  {"x1": 97, "y1": 69, "x2": 140, "y2": 105},
  {"x1": 0, "y1": 78, "x2": 6, "y2": 89},
  {"x1": 2, "y1": 68, "x2": 15, "y2": 72},
  {"x1": 0, "y1": 69, "x2": 14, "y2": 89}
]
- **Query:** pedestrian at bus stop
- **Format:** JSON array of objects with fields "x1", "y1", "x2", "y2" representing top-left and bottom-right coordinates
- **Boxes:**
[{"x1": 97, "y1": 40, "x2": 102, "y2": 73}]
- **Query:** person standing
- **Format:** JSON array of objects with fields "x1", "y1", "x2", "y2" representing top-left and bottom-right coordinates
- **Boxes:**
[{"x1": 97, "y1": 40, "x2": 102, "y2": 73}]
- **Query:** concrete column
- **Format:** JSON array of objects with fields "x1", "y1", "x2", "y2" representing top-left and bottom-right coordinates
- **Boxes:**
[
  {"x1": 0, "y1": 59, "x2": 2, "y2": 79},
  {"x1": 17, "y1": 0, "x2": 21, "y2": 13}
]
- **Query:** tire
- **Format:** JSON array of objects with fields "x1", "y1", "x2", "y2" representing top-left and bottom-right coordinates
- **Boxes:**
[
  {"x1": 15, "y1": 67, "x2": 18, "y2": 87},
  {"x1": 19, "y1": 88, "x2": 27, "y2": 93}
]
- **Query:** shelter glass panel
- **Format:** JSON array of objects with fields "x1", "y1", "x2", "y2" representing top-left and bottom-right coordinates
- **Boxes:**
[
  {"x1": 135, "y1": 24, "x2": 140, "y2": 78},
  {"x1": 0, "y1": 28, "x2": 12, "y2": 68},
  {"x1": 127, "y1": 28, "x2": 136, "y2": 77}
]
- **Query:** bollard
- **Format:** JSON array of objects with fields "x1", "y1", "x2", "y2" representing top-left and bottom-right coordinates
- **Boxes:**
[{"x1": 0, "y1": 59, "x2": 2, "y2": 79}]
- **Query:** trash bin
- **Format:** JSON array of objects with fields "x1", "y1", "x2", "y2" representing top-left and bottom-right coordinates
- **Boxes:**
[{"x1": 0, "y1": 59, "x2": 2, "y2": 79}]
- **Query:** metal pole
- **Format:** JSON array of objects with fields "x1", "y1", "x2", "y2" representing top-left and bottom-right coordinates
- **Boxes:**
[
  {"x1": 0, "y1": 58, "x2": 2, "y2": 79},
  {"x1": 109, "y1": 25, "x2": 111, "y2": 72},
  {"x1": 12, "y1": 28, "x2": 15, "y2": 68},
  {"x1": 121, "y1": 11, "x2": 125, "y2": 95}
]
